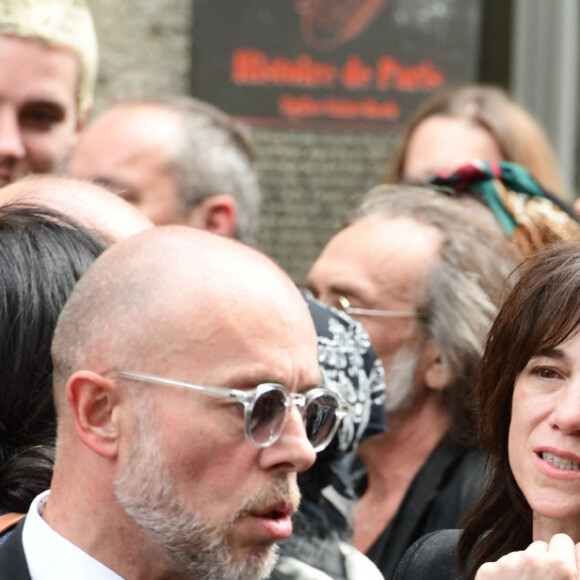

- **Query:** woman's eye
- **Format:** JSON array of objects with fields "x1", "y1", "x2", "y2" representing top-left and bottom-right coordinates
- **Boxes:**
[{"x1": 533, "y1": 367, "x2": 560, "y2": 379}]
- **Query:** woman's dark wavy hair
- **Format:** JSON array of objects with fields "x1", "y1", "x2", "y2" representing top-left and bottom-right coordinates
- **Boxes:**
[
  {"x1": 0, "y1": 204, "x2": 106, "y2": 513},
  {"x1": 458, "y1": 243, "x2": 580, "y2": 577}
]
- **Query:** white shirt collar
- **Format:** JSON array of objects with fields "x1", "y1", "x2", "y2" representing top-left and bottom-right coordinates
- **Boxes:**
[{"x1": 22, "y1": 490, "x2": 124, "y2": 580}]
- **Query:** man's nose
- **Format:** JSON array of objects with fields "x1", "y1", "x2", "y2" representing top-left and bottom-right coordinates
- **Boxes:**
[
  {"x1": 259, "y1": 406, "x2": 317, "y2": 474},
  {"x1": 0, "y1": 109, "x2": 25, "y2": 160}
]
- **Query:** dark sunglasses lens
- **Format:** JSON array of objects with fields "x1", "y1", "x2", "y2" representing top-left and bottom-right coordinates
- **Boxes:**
[
  {"x1": 305, "y1": 394, "x2": 339, "y2": 449},
  {"x1": 250, "y1": 388, "x2": 288, "y2": 445}
]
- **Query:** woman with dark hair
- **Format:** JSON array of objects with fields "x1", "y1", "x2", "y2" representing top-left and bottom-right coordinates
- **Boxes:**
[
  {"x1": 0, "y1": 204, "x2": 106, "y2": 521},
  {"x1": 393, "y1": 242, "x2": 580, "y2": 579}
]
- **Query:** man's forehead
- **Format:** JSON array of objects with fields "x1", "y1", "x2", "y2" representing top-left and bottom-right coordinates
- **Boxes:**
[
  {"x1": 92, "y1": 105, "x2": 181, "y2": 142},
  {"x1": 169, "y1": 295, "x2": 319, "y2": 388},
  {"x1": 312, "y1": 215, "x2": 442, "y2": 299},
  {"x1": 320, "y1": 216, "x2": 441, "y2": 277},
  {"x1": 70, "y1": 108, "x2": 181, "y2": 172},
  {"x1": 0, "y1": 34, "x2": 79, "y2": 101},
  {"x1": 193, "y1": 349, "x2": 322, "y2": 396}
]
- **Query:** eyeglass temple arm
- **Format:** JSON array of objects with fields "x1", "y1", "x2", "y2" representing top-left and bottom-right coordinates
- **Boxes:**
[
  {"x1": 345, "y1": 305, "x2": 420, "y2": 317},
  {"x1": 114, "y1": 370, "x2": 244, "y2": 402},
  {"x1": 337, "y1": 295, "x2": 421, "y2": 318},
  {"x1": 115, "y1": 371, "x2": 349, "y2": 414}
]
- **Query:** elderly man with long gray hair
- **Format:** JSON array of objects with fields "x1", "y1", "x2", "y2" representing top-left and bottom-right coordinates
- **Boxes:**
[{"x1": 308, "y1": 185, "x2": 519, "y2": 579}]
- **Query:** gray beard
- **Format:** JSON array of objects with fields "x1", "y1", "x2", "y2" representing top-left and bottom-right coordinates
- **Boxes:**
[
  {"x1": 114, "y1": 403, "x2": 296, "y2": 580},
  {"x1": 384, "y1": 343, "x2": 420, "y2": 414}
]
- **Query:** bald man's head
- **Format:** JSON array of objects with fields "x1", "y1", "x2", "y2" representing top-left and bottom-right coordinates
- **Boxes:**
[
  {"x1": 0, "y1": 175, "x2": 153, "y2": 242},
  {"x1": 51, "y1": 226, "x2": 318, "y2": 413}
]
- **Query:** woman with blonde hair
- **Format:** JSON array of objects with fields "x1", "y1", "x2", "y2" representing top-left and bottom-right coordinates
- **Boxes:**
[{"x1": 384, "y1": 85, "x2": 569, "y2": 201}]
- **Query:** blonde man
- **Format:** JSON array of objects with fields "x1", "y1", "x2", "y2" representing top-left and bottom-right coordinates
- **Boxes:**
[{"x1": 0, "y1": 0, "x2": 98, "y2": 185}]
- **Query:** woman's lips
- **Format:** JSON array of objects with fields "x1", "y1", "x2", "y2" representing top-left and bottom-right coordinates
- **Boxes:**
[
  {"x1": 535, "y1": 447, "x2": 580, "y2": 479},
  {"x1": 541, "y1": 451, "x2": 580, "y2": 470}
]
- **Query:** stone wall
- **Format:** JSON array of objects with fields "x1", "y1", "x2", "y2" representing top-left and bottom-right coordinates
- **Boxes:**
[
  {"x1": 254, "y1": 129, "x2": 397, "y2": 284},
  {"x1": 88, "y1": 0, "x2": 192, "y2": 112}
]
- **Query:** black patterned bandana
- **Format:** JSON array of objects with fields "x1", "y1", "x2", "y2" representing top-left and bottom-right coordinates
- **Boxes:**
[{"x1": 303, "y1": 291, "x2": 386, "y2": 453}]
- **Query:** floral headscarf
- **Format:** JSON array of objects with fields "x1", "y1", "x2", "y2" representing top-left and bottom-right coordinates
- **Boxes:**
[{"x1": 430, "y1": 160, "x2": 580, "y2": 256}]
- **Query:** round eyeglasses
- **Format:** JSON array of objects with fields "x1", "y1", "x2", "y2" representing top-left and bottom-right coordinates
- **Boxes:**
[{"x1": 113, "y1": 370, "x2": 350, "y2": 452}]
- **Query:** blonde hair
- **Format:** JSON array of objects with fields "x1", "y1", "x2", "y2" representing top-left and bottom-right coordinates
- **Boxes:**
[
  {"x1": 0, "y1": 0, "x2": 98, "y2": 112},
  {"x1": 385, "y1": 85, "x2": 568, "y2": 200}
]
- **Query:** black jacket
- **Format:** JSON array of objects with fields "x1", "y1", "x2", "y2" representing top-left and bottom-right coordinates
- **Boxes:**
[
  {"x1": 392, "y1": 528, "x2": 467, "y2": 580},
  {"x1": 0, "y1": 521, "x2": 31, "y2": 579},
  {"x1": 354, "y1": 437, "x2": 487, "y2": 579}
]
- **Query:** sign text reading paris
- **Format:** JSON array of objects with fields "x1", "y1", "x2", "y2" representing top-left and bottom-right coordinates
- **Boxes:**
[{"x1": 231, "y1": 50, "x2": 444, "y2": 92}]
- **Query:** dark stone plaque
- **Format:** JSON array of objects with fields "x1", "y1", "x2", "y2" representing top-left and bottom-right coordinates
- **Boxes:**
[{"x1": 192, "y1": 0, "x2": 483, "y2": 130}]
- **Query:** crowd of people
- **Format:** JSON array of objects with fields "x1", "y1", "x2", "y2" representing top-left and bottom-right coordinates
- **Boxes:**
[{"x1": 2, "y1": 1, "x2": 580, "y2": 580}]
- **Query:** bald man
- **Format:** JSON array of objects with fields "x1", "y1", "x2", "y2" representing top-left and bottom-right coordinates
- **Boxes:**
[
  {"x1": 0, "y1": 227, "x2": 349, "y2": 579},
  {"x1": 0, "y1": 175, "x2": 153, "y2": 241}
]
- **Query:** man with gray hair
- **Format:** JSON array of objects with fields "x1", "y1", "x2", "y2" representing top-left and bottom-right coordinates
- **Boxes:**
[
  {"x1": 307, "y1": 185, "x2": 519, "y2": 579},
  {"x1": 0, "y1": 0, "x2": 98, "y2": 185},
  {"x1": 68, "y1": 96, "x2": 262, "y2": 245}
]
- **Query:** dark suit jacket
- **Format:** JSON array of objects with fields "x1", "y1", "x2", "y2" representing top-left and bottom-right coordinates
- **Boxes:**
[{"x1": 0, "y1": 521, "x2": 31, "y2": 580}]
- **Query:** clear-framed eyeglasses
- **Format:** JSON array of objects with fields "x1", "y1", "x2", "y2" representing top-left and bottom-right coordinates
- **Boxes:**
[
  {"x1": 113, "y1": 370, "x2": 350, "y2": 452},
  {"x1": 337, "y1": 295, "x2": 423, "y2": 319}
]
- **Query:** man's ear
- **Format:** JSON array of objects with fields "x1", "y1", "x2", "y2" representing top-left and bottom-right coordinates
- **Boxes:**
[
  {"x1": 185, "y1": 194, "x2": 238, "y2": 238},
  {"x1": 423, "y1": 339, "x2": 451, "y2": 392},
  {"x1": 69, "y1": 103, "x2": 91, "y2": 152},
  {"x1": 76, "y1": 102, "x2": 93, "y2": 133},
  {"x1": 66, "y1": 370, "x2": 122, "y2": 459}
]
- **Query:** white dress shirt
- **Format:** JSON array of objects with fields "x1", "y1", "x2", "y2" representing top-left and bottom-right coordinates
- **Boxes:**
[{"x1": 22, "y1": 491, "x2": 123, "y2": 580}]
